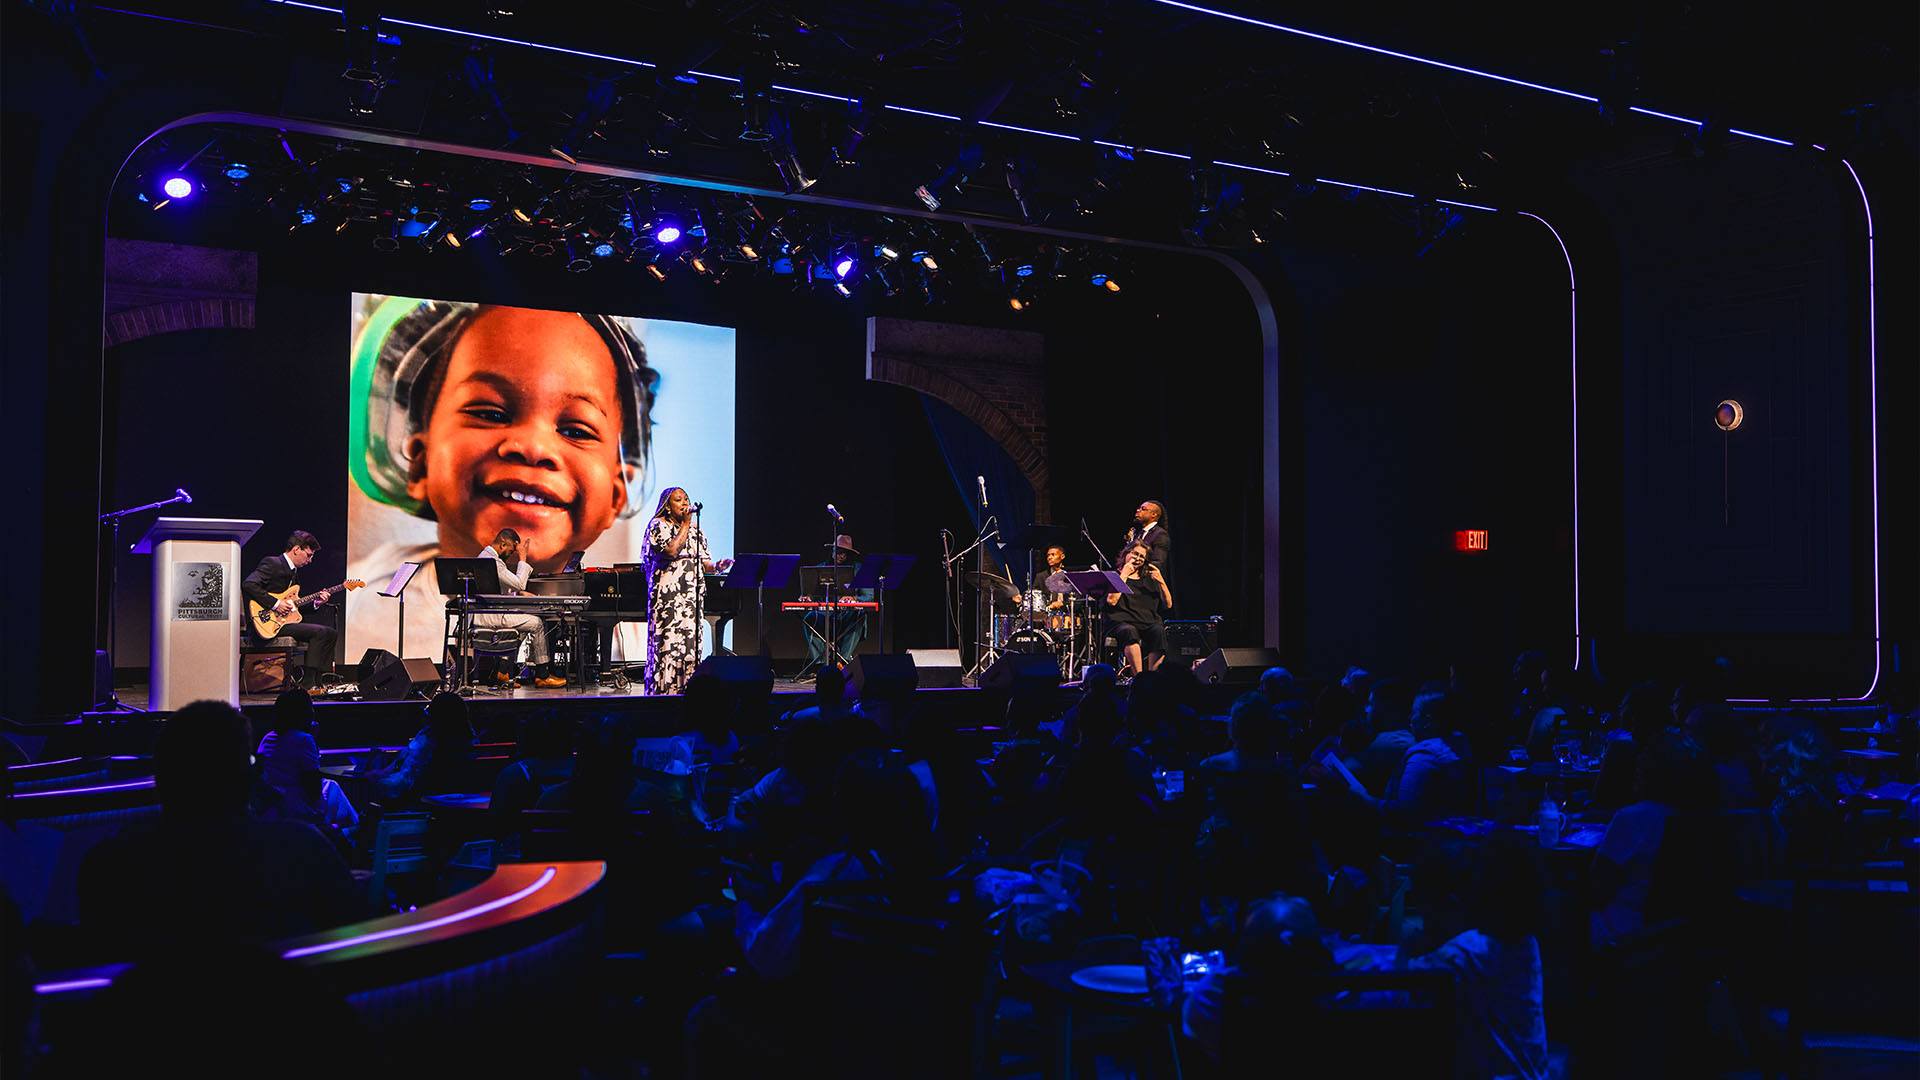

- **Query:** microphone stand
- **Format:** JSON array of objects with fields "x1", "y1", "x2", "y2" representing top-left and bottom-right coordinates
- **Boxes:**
[
  {"x1": 95, "y1": 489, "x2": 193, "y2": 711},
  {"x1": 951, "y1": 516, "x2": 1001, "y2": 683},
  {"x1": 1080, "y1": 517, "x2": 1114, "y2": 571},
  {"x1": 692, "y1": 505, "x2": 706, "y2": 669}
]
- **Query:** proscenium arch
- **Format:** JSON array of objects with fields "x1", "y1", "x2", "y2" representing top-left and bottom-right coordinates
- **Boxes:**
[{"x1": 105, "y1": 110, "x2": 1584, "y2": 663}]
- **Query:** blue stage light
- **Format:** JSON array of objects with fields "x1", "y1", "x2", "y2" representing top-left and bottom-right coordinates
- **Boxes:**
[
  {"x1": 161, "y1": 176, "x2": 193, "y2": 199},
  {"x1": 469, "y1": 197, "x2": 494, "y2": 211},
  {"x1": 1014, "y1": 263, "x2": 1035, "y2": 278},
  {"x1": 834, "y1": 257, "x2": 856, "y2": 279},
  {"x1": 655, "y1": 223, "x2": 682, "y2": 244},
  {"x1": 296, "y1": 208, "x2": 317, "y2": 225},
  {"x1": 593, "y1": 241, "x2": 615, "y2": 257},
  {"x1": 223, "y1": 163, "x2": 251, "y2": 180}
]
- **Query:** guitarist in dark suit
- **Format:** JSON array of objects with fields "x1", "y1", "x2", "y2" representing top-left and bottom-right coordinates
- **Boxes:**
[{"x1": 242, "y1": 531, "x2": 339, "y2": 688}]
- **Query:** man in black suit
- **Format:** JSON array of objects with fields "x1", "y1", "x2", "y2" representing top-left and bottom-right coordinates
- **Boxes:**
[
  {"x1": 1121, "y1": 500, "x2": 1172, "y2": 597},
  {"x1": 241, "y1": 531, "x2": 339, "y2": 688}
]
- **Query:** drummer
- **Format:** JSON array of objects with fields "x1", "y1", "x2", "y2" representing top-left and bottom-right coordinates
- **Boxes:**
[{"x1": 1038, "y1": 544, "x2": 1072, "y2": 611}]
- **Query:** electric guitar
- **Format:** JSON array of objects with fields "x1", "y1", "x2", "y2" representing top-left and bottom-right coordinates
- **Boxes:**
[{"x1": 249, "y1": 579, "x2": 365, "y2": 639}]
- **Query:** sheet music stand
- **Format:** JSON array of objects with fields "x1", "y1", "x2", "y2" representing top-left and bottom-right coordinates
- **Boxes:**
[
  {"x1": 1063, "y1": 570, "x2": 1131, "y2": 681},
  {"x1": 436, "y1": 558, "x2": 501, "y2": 691},
  {"x1": 849, "y1": 554, "x2": 916, "y2": 655},
  {"x1": 379, "y1": 562, "x2": 423, "y2": 658},
  {"x1": 721, "y1": 554, "x2": 802, "y2": 658}
]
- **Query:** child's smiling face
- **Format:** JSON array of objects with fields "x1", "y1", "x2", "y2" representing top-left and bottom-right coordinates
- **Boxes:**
[{"x1": 407, "y1": 306, "x2": 630, "y2": 569}]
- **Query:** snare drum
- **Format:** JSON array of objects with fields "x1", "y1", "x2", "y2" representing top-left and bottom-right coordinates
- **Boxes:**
[{"x1": 1044, "y1": 607, "x2": 1081, "y2": 635}]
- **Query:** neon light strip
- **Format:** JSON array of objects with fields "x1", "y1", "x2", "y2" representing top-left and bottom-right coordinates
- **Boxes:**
[
  {"x1": 12, "y1": 778, "x2": 154, "y2": 799},
  {"x1": 1437, "y1": 198, "x2": 1501, "y2": 213},
  {"x1": 1728, "y1": 158, "x2": 1883, "y2": 702},
  {"x1": 685, "y1": 70, "x2": 740, "y2": 84},
  {"x1": 1146, "y1": 1, "x2": 1794, "y2": 145},
  {"x1": 380, "y1": 16, "x2": 658, "y2": 68},
  {"x1": 773, "y1": 84, "x2": 858, "y2": 104},
  {"x1": 1314, "y1": 178, "x2": 1418, "y2": 199},
  {"x1": 7, "y1": 756, "x2": 83, "y2": 770},
  {"x1": 282, "y1": 866, "x2": 557, "y2": 958},
  {"x1": 1145, "y1": 0, "x2": 1602, "y2": 102},
  {"x1": 979, "y1": 120, "x2": 1082, "y2": 141},
  {"x1": 1518, "y1": 212, "x2": 1582, "y2": 672},
  {"x1": 883, "y1": 105, "x2": 964, "y2": 122},
  {"x1": 34, "y1": 975, "x2": 120, "y2": 995},
  {"x1": 1214, "y1": 159, "x2": 1291, "y2": 177}
]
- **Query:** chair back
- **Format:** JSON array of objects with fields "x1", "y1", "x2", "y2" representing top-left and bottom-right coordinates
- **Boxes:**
[{"x1": 367, "y1": 810, "x2": 433, "y2": 906}]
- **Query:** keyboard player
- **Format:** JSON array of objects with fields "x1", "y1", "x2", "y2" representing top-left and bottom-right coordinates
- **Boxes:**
[
  {"x1": 475, "y1": 528, "x2": 568, "y2": 688},
  {"x1": 798, "y1": 534, "x2": 874, "y2": 675}
]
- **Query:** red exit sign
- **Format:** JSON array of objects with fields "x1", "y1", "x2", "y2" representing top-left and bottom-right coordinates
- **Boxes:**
[{"x1": 1454, "y1": 530, "x2": 1490, "y2": 553}]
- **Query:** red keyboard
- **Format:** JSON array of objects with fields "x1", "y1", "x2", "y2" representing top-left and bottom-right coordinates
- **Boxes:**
[{"x1": 780, "y1": 601, "x2": 879, "y2": 611}]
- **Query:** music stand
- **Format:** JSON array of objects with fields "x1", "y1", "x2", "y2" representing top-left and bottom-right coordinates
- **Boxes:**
[
  {"x1": 849, "y1": 554, "x2": 916, "y2": 655},
  {"x1": 379, "y1": 562, "x2": 423, "y2": 658},
  {"x1": 722, "y1": 554, "x2": 802, "y2": 658},
  {"x1": 1063, "y1": 570, "x2": 1130, "y2": 681},
  {"x1": 794, "y1": 563, "x2": 860, "y2": 677},
  {"x1": 436, "y1": 558, "x2": 501, "y2": 690}
]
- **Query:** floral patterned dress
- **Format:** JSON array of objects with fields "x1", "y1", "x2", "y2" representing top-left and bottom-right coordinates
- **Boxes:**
[{"x1": 644, "y1": 515, "x2": 707, "y2": 696}]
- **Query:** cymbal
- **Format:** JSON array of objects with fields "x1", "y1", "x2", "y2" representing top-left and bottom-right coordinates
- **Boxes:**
[
  {"x1": 1045, "y1": 571, "x2": 1073, "y2": 592},
  {"x1": 963, "y1": 570, "x2": 1021, "y2": 602}
]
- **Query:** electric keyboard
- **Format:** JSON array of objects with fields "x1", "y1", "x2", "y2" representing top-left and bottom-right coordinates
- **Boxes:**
[
  {"x1": 453, "y1": 594, "x2": 591, "y2": 613},
  {"x1": 780, "y1": 601, "x2": 879, "y2": 611}
]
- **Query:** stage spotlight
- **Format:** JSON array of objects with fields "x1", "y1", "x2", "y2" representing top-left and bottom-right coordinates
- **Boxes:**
[
  {"x1": 468, "y1": 196, "x2": 494, "y2": 212},
  {"x1": 834, "y1": 254, "x2": 857, "y2": 279},
  {"x1": 511, "y1": 206, "x2": 533, "y2": 224},
  {"x1": 335, "y1": 177, "x2": 356, "y2": 194},
  {"x1": 593, "y1": 241, "x2": 616, "y2": 258},
  {"x1": 646, "y1": 262, "x2": 668, "y2": 281},
  {"x1": 223, "y1": 162, "x2": 251, "y2": 181},
  {"x1": 655, "y1": 222, "x2": 683, "y2": 244},
  {"x1": 739, "y1": 67, "x2": 774, "y2": 142},
  {"x1": 443, "y1": 230, "x2": 463, "y2": 249},
  {"x1": 1103, "y1": 277, "x2": 1121, "y2": 292},
  {"x1": 1009, "y1": 297, "x2": 1027, "y2": 312},
  {"x1": 161, "y1": 176, "x2": 194, "y2": 200},
  {"x1": 912, "y1": 251, "x2": 939, "y2": 271},
  {"x1": 690, "y1": 254, "x2": 711, "y2": 274},
  {"x1": 739, "y1": 243, "x2": 760, "y2": 260},
  {"x1": 566, "y1": 241, "x2": 592, "y2": 272},
  {"x1": 834, "y1": 281, "x2": 853, "y2": 297},
  {"x1": 914, "y1": 143, "x2": 984, "y2": 211},
  {"x1": 296, "y1": 207, "x2": 318, "y2": 226},
  {"x1": 876, "y1": 243, "x2": 900, "y2": 261},
  {"x1": 371, "y1": 220, "x2": 400, "y2": 253},
  {"x1": 1014, "y1": 263, "x2": 1035, "y2": 278},
  {"x1": 771, "y1": 254, "x2": 795, "y2": 275}
]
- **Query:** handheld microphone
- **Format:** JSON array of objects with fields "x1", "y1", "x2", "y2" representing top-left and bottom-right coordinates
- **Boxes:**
[
  {"x1": 827, "y1": 503, "x2": 843, "y2": 522},
  {"x1": 976, "y1": 475, "x2": 989, "y2": 509},
  {"x1": 176, "y1": 488, "x2": 193, "y2": 504}
]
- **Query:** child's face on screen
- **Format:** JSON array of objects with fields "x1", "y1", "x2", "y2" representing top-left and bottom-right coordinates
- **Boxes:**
[{"x1": 407, "y1": 306, "x2": 629, "y2": 569}]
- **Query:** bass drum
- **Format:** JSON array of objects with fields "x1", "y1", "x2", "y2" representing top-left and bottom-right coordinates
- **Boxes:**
[{"x1": 1004, "y1": 626, "x2": 1055, "y2": 655}]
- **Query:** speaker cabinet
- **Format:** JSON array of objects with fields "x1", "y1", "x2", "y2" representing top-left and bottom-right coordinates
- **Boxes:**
[
  {"x1": 847, "y1": 653, "x2": 919, "y2": 698},
  {"x1": 978, "y1": 652, "x2": 1060, "y2": 691},
  {"x1": 363, "y1": 657, "x2": 441, "y2": 701},
  {"x1": 906, "y1": 648, "x2": 963, "y2": 689},
  {"x1": 1191, "y1": 647, "x2": 1284, "y2": 686}
]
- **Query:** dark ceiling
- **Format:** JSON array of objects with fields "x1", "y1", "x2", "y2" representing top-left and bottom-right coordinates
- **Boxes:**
[{"x1": 30, "y1": 0, "x2": 1919, "y2": 310}]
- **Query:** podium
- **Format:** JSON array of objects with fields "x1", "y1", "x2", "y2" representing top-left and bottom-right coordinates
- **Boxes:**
[{"x1": 132, "y1": 517, "x2": 261, "y2": 710}]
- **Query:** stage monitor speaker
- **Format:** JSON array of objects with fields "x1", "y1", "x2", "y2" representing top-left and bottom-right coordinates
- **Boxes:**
[
  {"x1": 848, "y1": 654, "x2": 918, "y2": 698},
  {"x1": 1192, "y1": 647, "x2": 1284, "y2": 686},
  {"x1": 906, "y1": 648, "x2": 963, "y2": 689},
  {"x1": 693, "y1": 655, "x2": 775, "y2": 691},
  {"x1": 356, "y1": 648, "x2": 399, "y2": 686},
  {"x1": 979, "y1": 652, "x2": 1061, "y2": 692},
  {"x1": 363, "y1": 657, "x2": 440, "y2": 701}
]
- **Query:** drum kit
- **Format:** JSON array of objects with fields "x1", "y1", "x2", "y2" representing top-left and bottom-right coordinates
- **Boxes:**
[{"x1": 965, "y1": 569, "x2": 1100, "y2": 678}]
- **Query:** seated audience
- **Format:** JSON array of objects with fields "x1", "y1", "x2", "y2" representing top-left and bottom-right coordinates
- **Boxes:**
[
  {"x1": 78, "y1": 701, "x2": 361, "y2": 955},
  {"x1": 364, "y1": 690, "x2": 477, "y2": 800}
]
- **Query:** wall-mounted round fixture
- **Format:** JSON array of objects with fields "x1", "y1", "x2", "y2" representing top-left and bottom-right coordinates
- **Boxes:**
[{"x1": 1714, "y1": 400, "x2": 1744, "y2": 432}]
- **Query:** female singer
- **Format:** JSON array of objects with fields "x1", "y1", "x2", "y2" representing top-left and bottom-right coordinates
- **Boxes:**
[
  {"x1": 1106, "y1": 541, "x2": 1172, "y2": 677},
  {"x1": 644, "y1": 487, "x2": 730, "y2": 695}
]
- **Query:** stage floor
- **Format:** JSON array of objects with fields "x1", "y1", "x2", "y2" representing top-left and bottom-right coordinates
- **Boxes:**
[{"x1": 106, "y1": 675, "x2": 829, "y2": 711}]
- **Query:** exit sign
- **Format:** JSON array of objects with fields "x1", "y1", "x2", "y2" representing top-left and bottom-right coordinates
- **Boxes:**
[{"x1": 1454, "y1": 530, "x2": 1490, "y2": 553}]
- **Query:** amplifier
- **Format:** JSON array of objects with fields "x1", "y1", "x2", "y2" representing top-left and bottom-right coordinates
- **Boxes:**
[{"x1": 1164, "y1": 618, "x2": 1222, "y2": 661}]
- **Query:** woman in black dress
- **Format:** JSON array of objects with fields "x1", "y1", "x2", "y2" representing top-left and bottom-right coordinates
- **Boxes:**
[{"x1": 1107, "y1": 542, "x2": 1173, "y2": 676}]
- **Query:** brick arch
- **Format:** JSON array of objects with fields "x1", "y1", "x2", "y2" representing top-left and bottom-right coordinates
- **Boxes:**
[
  {"x1": 866, "y1": 353, "x2": 1050, "y2": 521},
  {"x1": 103, "y1": 298, "x2": 255, "y2": 348}
]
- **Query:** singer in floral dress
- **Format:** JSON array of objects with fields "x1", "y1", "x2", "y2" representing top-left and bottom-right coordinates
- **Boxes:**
[{"x1": 644, "y1": 487, "x2": 730, "y2": 695}]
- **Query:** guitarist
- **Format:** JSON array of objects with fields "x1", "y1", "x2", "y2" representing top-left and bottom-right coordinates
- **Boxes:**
[{"x1": 242, "y1": 531, "x2": 339, "y2": 690}]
